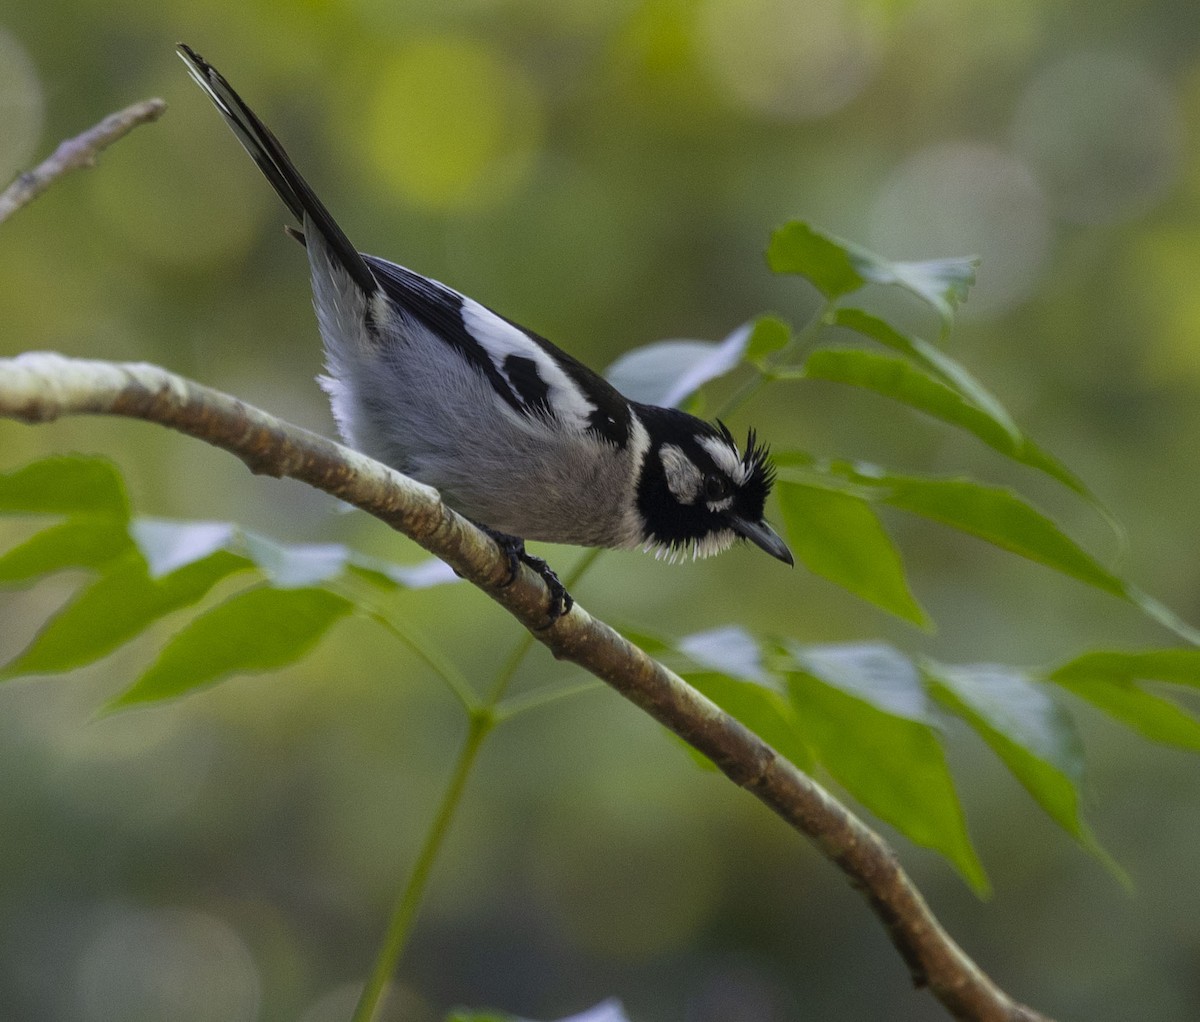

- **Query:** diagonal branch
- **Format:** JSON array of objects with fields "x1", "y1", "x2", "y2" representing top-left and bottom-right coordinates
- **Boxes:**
[
  {"x1": 0, "y1": 352, "x2": 1050, "y2": 1022},
  {"x1": 0, "y1": 98, "x2": 168, "y2": 225}
]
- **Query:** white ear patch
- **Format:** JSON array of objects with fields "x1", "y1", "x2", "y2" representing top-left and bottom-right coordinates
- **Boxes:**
[
  {"x1": 698, "y1": 435, "x2": 747, "y2": 483},
  {"x1": 659, "y1": 444, "x2": 703, "y2": 504}
]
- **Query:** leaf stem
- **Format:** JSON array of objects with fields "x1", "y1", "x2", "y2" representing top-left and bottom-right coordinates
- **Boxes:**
[
  {"x1": 357, "y1": 546, "x2": 607, "y2": 1021},
  {"x1": 494, "y1": 678, "x2": 605, "y2": 723},
  {"x1": 352, "y1": 708, "x2": 493, "y2": 1022},
  {"x1": 713, "y1": 299, "x2": 837, "y2": 422},
  {"x1": 362, "y1": 603, "x2": 480, "y2": 713}
]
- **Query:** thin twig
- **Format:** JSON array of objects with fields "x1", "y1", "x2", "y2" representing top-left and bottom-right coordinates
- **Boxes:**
[
  {"x1": 0, "y1": 98, "x2": 167, "y2": 225},
  {"x1": 0, "y1": 353, "x2": 1050, "y2": 1022}
]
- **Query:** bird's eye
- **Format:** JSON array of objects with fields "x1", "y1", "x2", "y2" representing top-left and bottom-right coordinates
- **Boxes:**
[{"x1": 704, "y1": 474, "x2": 731, "y2": 502}]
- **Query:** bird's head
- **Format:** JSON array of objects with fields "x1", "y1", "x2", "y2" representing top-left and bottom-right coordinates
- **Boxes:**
[{"x1": 634, "y1": 406, "x2": 793, "y2": 566}]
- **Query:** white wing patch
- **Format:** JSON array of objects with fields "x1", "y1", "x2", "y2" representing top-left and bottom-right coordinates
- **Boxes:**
[
  {"x1": 698, "y1": 435, "x2": 747, "y2": 483},
  {"x1": 460, "y1": 297, "x2": 595, "y2": 430}
]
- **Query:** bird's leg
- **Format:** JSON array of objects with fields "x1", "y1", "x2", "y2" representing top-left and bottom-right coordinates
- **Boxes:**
[{"x1": 479, "y1": 526, "x2": 573, "y2": 621}]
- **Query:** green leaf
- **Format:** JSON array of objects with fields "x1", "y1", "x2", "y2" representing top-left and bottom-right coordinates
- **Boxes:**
[
  {"x1": 0, "y1": 515, "x2": 133, "y2": 583},
  {"x1": 447, "y1": 1014, "x2": 514, "y2": 1022},
  {"x1": 805, "y1": 347, "x2": 1034, "y2": 463},
  {"x1": 783, "y1": 641, "x2": 987, "y2": 892},
  {"x1": 0, "y1": 549, "x2": 251, "y2": 679},
  {"x1": 687, "y1": 671, "x2": 816, "y2": 774},
  {"x1": 678, "y1": 628, "x2": 814, "y2": 771},
  {"x1": 1053, "y1": 649, "x2": 1200, "y2": 688},
  {"x1": 110, "y1": 586, "x2": 354, "y2": 707},
  {"x1": 0, "y1": 455, "x2": 130, "y2": 518},
  {"x1": 604, "y1": 322, "x2": 753, "y2": 408},
  {"x1": 926, "y1": 662, "x2": 1118, "y2": 872},
  {"x1": 744, "y1": 315, "x2": 792, "y2": 366},
  {"x1": 767, "y1": 222, "x2": 977, "y2": 323},
  {"x1": 766, "y1": 222, "x2": 866, "y2": 299},
  {"x1": 857, "y1": 470, "x2": 1126, "y2": 597},
  {"x1": 834, "y1": 309, "x2": 1017, "y2": 434},
  {"x1": 1050, "y1": 650, "x2": 1200, "y2": 751},
  {"x1": 829, "y1": 310, "x2": 1093, "y2": 499},
  {"x1": 802, "y1": 462, "x2": 1200, "y2": 646},
  {"x1": 776, "y1": 481, "x2": 929, "y2": 627}
]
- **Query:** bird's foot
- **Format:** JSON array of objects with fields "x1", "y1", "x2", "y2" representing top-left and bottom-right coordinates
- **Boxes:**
[{"x1": 483, "y1": 528, "x2": 573, "y2": 622}]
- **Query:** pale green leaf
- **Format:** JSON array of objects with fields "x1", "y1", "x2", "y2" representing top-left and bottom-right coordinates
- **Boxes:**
[
  {"x1": 678, "y1": 628, "x2": 813, "y2": 770},
  {"x1": 346, "y1": 555, "x2": 461, "y2": 590},
  {"x1": 241, "y1": 533, "x2": 353, "y2": 588},
  {"x1": 448, "y1": 1000, "x2": 630, "y2": 1022},
  {"x1": 789, "y1": 642, "x2": 933, "y2": 721},
  {"x1": 130, "y1": 517, "x2": 460, "y2": 591},
  {"x1": 926, "y1": 664, "x2": 1107, "y2": 848},
  {"x1": 678, "y1": 625, "x2": 774, "y2": 688},
  {"x1": 859, "y1": 256, "x2": 978, "y2": 322},
  {"x1": 604, "y1": 322, "x2": 753, "y2": 408},
  {"x1": 930, "y1": 662, "x2": 1127, "y2": 880},
  {"x1": 130, "y1": 519, "x2": 238, "y2": 578}
]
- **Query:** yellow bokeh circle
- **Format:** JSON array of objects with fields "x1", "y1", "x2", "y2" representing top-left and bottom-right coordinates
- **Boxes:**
[{"x1": 363, "y1": 36, "x2": 544, "y2": 211}]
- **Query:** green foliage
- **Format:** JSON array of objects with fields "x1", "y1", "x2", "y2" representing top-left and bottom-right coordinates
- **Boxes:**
[
  {"x1": 924, "y1": 663, "x2": 1117, "y2": 874},
  {"x1": 5, "y1": 221, "x2": 1200, "y2": 897},
  {"x1": 777, "y1": 481, "x2": 928, "y2": 627},
  {"x1": 0, "y1": 455, "x2": 454, "y2": 699},
  {"x1": 766, "y1": 221, "x2": 978, "y2": 327},
  {"x1": 786, "y1": 642, "x2": 988, "y2": 892},
  {"x1": 109, "y1": 586, "x2": 353, "y2": 708}
]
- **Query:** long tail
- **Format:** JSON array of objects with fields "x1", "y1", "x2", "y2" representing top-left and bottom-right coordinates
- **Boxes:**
[{"x1": 177, "y1": 44, "x2": 377, "y2": 296}]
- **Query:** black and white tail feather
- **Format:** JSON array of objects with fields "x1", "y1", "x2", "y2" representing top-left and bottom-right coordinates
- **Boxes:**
[{"x1": 178, "y1": 44, "x2": 792, "y2": 618}]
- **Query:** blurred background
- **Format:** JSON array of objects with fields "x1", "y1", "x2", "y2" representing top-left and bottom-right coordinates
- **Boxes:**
[{"x1": 2, "y1": 1, "x2": 1200, "y2": 1019}]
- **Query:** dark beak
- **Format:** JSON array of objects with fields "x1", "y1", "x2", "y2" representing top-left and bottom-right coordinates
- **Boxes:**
[{"x1": 731, "y1": 517, "x2": 794, "y2": 567}]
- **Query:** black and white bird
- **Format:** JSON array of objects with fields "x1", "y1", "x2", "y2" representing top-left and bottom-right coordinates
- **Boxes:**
[{"x1": 178, "y1": 45, "x2": 793, "y2": 616}]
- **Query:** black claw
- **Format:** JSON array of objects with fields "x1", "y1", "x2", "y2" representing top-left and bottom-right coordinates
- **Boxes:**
[
  {"x1": 481, "y1": 527, "x2": 573, "y2": 622},
  {"x1": 519, "y1": 550, "x2": 573, "y2": 620}
]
